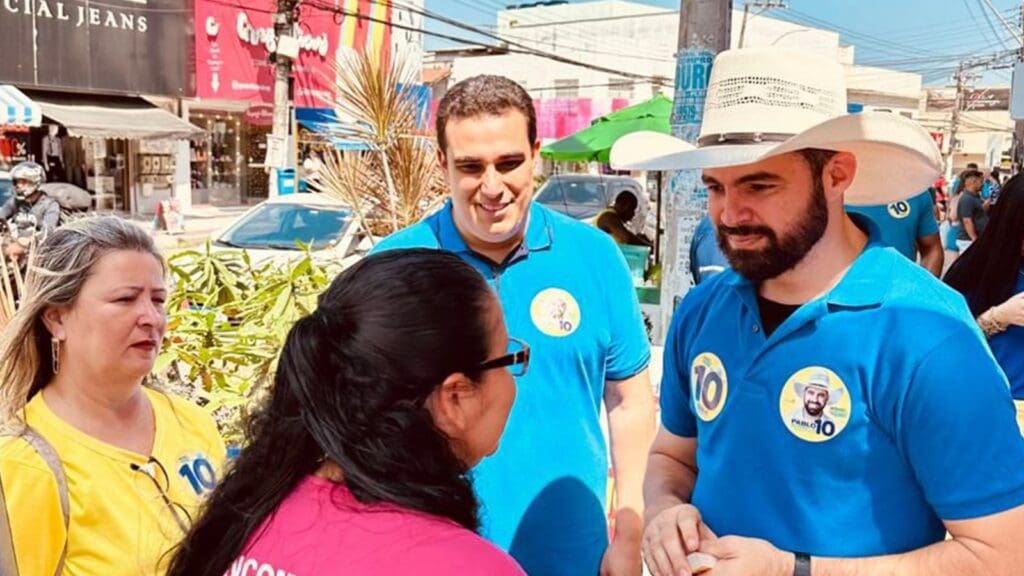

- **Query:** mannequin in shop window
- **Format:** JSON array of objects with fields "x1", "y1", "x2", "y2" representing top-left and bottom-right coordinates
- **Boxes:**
[{"x1": 42, "y1": 125, "x2": 65, "y2": 183}]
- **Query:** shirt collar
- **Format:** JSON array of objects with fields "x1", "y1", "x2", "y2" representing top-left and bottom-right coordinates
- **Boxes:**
[
  {"x1": 434, "y1": 199, "x2": 554, "y2": 258},
  {"x1": 723, "y1": 213, "x2": 890, "y2": 308},
  {"x1": 823, "y1": 213, "x2": 891, "y2": 308}
]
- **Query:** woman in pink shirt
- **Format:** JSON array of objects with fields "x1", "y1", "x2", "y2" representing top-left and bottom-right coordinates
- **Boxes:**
[{"x1": 167, "y1": 249, "x2": 527, "y2": 576}]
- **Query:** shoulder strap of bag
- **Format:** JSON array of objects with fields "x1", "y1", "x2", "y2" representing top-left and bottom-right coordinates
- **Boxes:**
[
  {"x1": 0, "y1": 428, "x2": 69, "y2": 576},
  {"x1": 0, "y1": 469, "x2": 20, "y2": 576}
]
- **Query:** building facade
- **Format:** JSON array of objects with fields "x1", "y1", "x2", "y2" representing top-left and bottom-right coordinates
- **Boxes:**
[
  {"x1": 0, "y1": 0, "x2": 201, "y2": 215},
  {"x1": 428, "y1": 0, "x2": 924, "y2": 142}
]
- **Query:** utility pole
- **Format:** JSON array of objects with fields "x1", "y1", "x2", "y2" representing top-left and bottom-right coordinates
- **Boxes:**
[
  {"x1": 947, "y1": 62, "x2": 966, "y2": 181},
  {"x1": 657, "y1": 0, "x2": 730, "y2": 342},
  {"x1": 1014, "y1": 1, "x2": 1024, "y2": 175},
  {"x1": 270, "y1": 0, "x2": 299, "y2": 196},
  {"x1": 738, "y1": 1, "x2": 788, "y2": 48}
]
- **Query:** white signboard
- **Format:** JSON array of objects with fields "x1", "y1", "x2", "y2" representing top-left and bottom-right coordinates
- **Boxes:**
[
  {"x1": 1011, "y1": 63, "x2": 1024, "y2": 120},
  {"x1": 264, "y1": 134, "x2": 288, "y2": 169}
]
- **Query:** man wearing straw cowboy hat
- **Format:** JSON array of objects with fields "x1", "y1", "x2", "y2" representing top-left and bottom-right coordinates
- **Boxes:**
[{"x1": 614, "y1": 48, "x2": 1024, "y2": 576}]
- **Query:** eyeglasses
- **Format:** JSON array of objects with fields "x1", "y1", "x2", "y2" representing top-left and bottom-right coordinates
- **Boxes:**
[
  {"x1": 130, "y1": 456, "x2": 192, "y2": 534},
  {"x1": 476, "y1": 337, "x2": 530, "y2": 377}
]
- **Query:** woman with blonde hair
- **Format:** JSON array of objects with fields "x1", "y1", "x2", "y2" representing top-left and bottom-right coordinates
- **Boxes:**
[{"x1": 0, "y1": 216, "x2": 225, "y2": 575}]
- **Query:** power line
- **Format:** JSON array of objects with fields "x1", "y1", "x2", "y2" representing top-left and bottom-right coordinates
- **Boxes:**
[
  {"x1": 781, "y1": 8, "x2": 949, "y2": 57},
  {"x1": 977, "y1": 0, "x2": 1024, "y2": 44},
  {"x1": 502, "y1": 9, "x2": 677, "y2": 28},
  {"x1": 467, "y1": 0, "x2": 678, "y2": 61},
  {"x1": 306, "y1": 0, "x2": 662, "y2": 81},
  {"x1": 971, "y1": 0, "x2": 1011, "y2": 50},
  {"x1": 377, "y1": 0, "x2": 664, "y2": 80}
]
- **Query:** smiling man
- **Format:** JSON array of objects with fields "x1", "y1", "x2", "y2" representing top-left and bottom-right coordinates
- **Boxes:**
[
  {"x1": 613, "y1": 48, "x2": 1024, "y2": 576},
  {"x1": 372, "y1": 75, "x2": 657, "y2": 576}
]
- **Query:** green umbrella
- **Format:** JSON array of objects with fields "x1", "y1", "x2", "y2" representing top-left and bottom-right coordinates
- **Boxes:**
[{"x1": 541, "y1": 95, "x2": 672, "y2": 164}]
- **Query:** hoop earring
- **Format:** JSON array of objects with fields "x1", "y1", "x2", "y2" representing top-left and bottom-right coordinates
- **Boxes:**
[{"x1": 51, "y1": 338, "x2": 60, "y2": 374}]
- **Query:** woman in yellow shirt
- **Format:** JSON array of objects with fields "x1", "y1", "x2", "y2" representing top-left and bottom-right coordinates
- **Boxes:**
[{"x1": 0, "y1": 216, "x2": 225, "y2": 576}]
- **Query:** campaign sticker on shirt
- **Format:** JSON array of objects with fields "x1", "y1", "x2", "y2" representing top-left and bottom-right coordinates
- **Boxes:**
[
  {"x1": 176, "y1": 452, "x2": 218, "y2": 496},
  {"x1": 779, "y1": 367, "x2": 851, "y2": 442},
  {"x1": 691, "y1": 352, "x2": 729, "y2": 422},
  {"x1": 530, "y1": 288, "x2": 581, "y2": 337},
  {"x1": 887, "y1": 201, "x2": 912, "y2": 220}
]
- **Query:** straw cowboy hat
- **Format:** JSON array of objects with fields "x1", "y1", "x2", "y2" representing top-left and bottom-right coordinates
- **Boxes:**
[
  {"x1": 609, "y1": 48, "x2": 942, "y2": 206},
  {"x1": 793, "y1": 369, "x2": 844, "y2": 406}
]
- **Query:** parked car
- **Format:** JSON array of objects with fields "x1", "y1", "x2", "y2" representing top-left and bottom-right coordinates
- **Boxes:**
[
  {"x1": 534, "y1": 174, "x2": 649, "y2": 232},
  {"x1": 212, "y1": 193, "x2": 365, "y2": 268}
]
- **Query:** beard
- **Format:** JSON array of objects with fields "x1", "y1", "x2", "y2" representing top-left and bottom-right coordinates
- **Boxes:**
[
  {"x1": 716, "y1": 179, "x2": 829, "y2": 282},
  {"x1": 805, "y1": 401, "x2": 825, "y2": 417}
]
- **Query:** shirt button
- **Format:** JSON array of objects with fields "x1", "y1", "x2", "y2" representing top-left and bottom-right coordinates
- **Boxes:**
[{"x1": 752, "y1": 325, "x2": 761, "y2": 333}]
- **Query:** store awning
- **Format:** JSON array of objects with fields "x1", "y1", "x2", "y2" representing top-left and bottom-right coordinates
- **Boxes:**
[
  {"x1": 0, "y1": 85, "x2": 41, "y2": 127},
  {"x1": 30, "y1": 92, "x2": 204, "y2": 140},
  {"x1": 296, "y1": 108, "x2": 368, "y2": 151},
  {"x1": 296, "y1": 83, "x2": 433, "y2": 150}
]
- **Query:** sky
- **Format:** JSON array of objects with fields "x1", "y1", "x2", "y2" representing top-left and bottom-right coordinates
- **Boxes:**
[{"x1": 422, "y1": 0, "x2": 1024, "y2": 86}]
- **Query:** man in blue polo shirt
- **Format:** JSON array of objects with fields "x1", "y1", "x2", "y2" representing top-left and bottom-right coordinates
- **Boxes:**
[
  {"x1": 373, "y1": 75, "x2": 656, "y2": 576},
  {"x1": 846, "y1": 189, "x2": 944, "y2": 276},
  {"x1": 612, "y1": 48, "x2": 1024, "y2": 576}
]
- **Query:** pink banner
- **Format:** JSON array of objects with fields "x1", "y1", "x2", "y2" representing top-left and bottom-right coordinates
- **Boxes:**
[
  {"x1": 194, "y1": 0, "x2": 342, "y2": 108},
  {"x1": 534, "y1": 98, "x2": 631, "y2": 140},
  {"x1": 426, "y1": 97, "x2": 633, "y2": 143}
]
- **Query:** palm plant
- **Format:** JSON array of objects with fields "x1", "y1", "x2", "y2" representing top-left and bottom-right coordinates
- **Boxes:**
[{"x1": 316, "y1": 50, "x2": 446, "y2": 238}]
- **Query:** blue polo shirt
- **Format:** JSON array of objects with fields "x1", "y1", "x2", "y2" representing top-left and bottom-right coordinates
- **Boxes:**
[
  {"x1": 660, "y1": 215, "x2": 1024, "y2": 557},
  {"x1": 846, "y1": 190, "x2": 939, "y2": 260},
  {"x1": 990, "y1": 266, "x2": 1024, "y2": 399},
  {"x1": 373, "y1": 201, "x2": 650, "y2": 576},
  {"x1": 689, "y1": 215, "x2": 729, "y2": 284}
]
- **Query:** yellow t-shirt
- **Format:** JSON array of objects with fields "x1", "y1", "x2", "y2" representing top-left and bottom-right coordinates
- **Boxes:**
[
  {"x1": 0, "y1": 387, "x2": 226, "y2": 576},
  {"x1": 1016, "y1": 400, "x2": 1024, "y2": 437}
]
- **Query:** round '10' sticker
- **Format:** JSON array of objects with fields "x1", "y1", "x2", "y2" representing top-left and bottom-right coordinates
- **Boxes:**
[
  {"x1": 778, "y1": 367, "x2": 851, "y2": 442},
  {"x1": 530, "y1": 288, "x2": 581, "y2": 338},
  {"x1": 887, "y1": 201, "x2": 911, "y2": 220},
  {"x1": 691, "y1": 352, "x2": 728, "y2": 422}
]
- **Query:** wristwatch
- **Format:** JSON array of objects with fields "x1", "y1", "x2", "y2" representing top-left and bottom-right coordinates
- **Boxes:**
[{"x1": 794, "y1": 552, "x2": 812, "y2": 576}]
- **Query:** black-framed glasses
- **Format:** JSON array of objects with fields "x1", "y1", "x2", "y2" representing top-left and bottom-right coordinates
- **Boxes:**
[
  {"x1": 477, "y1": 337, "x2": 530, "y2": 377},
  {"x1": 130, "y1": 456, "x2": 193, "y2": 534}
]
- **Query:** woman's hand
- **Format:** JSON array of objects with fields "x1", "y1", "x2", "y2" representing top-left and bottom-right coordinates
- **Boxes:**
[{"x1": 995, "y1": 293, "x2": 1024, "y2": 328}]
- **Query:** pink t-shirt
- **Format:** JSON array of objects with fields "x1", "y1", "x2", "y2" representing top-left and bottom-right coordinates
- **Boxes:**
[{"x1": 227, "y1": 476, "x2": 525, "y2": 576}]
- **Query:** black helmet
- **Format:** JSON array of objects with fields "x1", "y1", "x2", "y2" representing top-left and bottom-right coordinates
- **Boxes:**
[{"x1": 10, "y1": 161, "x2": 45, "y2": 200}]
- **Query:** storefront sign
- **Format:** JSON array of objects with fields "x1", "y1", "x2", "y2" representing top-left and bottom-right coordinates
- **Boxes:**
[
  {"x1": 195, "y1": 0, "x2": 343, "y2": 108},
  {"x1": 0, "y1": 0, "x2": 190, "y2": 96},
  {"x1": 244, "y1": 104, "x2": 275, "y2": 127},
  {"x1": 927, "y1": 87, "x2": 1011, "y2": 112}
]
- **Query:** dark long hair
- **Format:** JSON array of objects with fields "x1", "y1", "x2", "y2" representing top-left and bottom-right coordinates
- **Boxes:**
[
  {"x1": 167, "y1": 249, "x2": 496, "y2": 576},
  {"x1": 945, "y1": 173, "x2": 1024, "y2": 316}
]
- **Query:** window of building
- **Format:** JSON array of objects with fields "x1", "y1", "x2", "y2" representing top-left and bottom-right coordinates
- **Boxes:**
[
  {"x1": 609, "y1": 77, "x2": 633, "y2": 99},
  {"x1": 554, "y1": 79, "x2": 580, "y2": 98}
]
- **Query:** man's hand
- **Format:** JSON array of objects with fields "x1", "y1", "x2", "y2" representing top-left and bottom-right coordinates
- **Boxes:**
[
  {"x1": 699, "y1": 535, "x2": 794, "y2": 576},
  {"x1": 642, "y1": 504, "x2": 716, "y2": 576},
  {"x1": 994, "y1": 292, "x2": 1024, "y2": 328}
]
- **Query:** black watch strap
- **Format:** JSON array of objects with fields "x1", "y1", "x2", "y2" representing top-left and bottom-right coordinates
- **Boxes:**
[{"x1": 794, "y1": 552, "x2": 812, "y2": 576}]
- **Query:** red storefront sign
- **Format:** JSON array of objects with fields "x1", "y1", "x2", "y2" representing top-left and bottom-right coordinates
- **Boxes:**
[
  {"x1": 244, "y1": 103, "x2": 275, "y2": 126},
  {"x1": 195, "y1": 0, "x2": 343, "y2": 107}
]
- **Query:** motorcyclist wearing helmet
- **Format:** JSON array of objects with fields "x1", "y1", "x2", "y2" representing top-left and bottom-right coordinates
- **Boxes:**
[{"x1": 1, "y1": 161, "x2": 61, "y2": 261}]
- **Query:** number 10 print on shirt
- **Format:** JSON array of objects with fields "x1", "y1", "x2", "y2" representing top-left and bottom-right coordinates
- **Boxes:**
[{"x1": 691, "y1": 352, "x2": 729, "y2": 422}]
